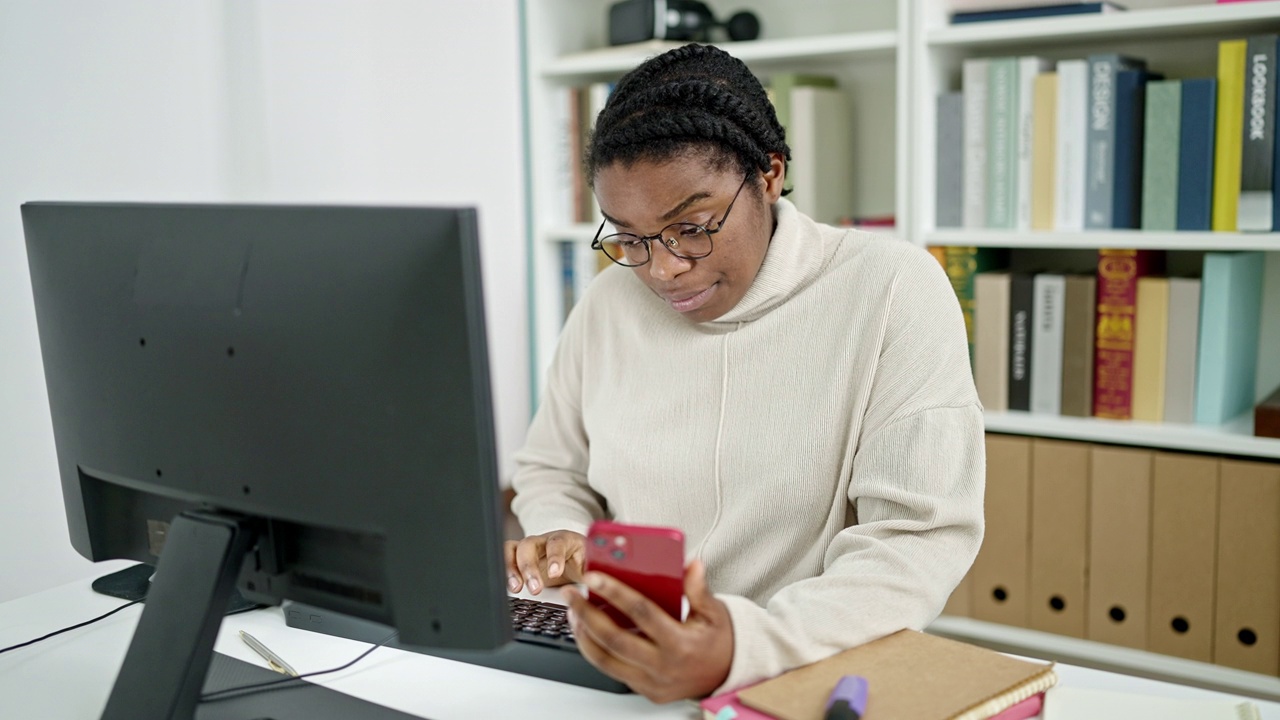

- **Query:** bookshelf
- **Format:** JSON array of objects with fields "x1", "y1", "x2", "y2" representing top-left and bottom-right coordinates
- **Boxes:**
[{"x1": 520, "y1": 0, "x2": 1280, "y2": 690}]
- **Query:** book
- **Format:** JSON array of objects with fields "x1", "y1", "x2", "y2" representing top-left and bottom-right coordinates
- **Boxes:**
[
  {"x1": 952, "y1": 2, "x2": 1124, "y2": 23},
  {"x1": 1016, "y1": 57, "x2": 1053, "y2": 229},
  {"x1": 945, "y1": 247, "x2": 1008, "y2": 368},
  {"x1": 976, "y1": 272, "x2": 1013, "y2": 411},
  {"x1": 768, "y1": 73, "x2": 839, "y2": 199},
  {"x1": 1214, "y1": 40, "x2": 1247, "y2": 231},
  {"x1": 1130, "y1": 277, "x2": 1170, "y2": 422},
  {"x1": 1178, "y1": 78, "x2": 1219, "y2": 230},
  {"x1": 963, "y1": 58, "x2": 991, "y2": 228},
  {"x1": 1040, "y1": 686, "x2": 1260, "y2": 720},
  {"x1": 1008, "y1": 272, "x2": 1036, "y2": 412},
  {"x1": 1163, "y1": 278, "x2": 1202, "y2": 424},
  {"x1": 1054, "y1": 59, "x2": 1089, "y2": 231},
  {"x1": 1257, "y1": 384, "x2": 1280, "y2": 439},
  {"x1": 937, "y1": 92, "x2": 966, "y2": 228},
  {"x1": 1111, "y1": 68, "x2": 1159, "y2": 229},
  {"x1": 1094, "y1": 249, "x2": 1163, "y2": 420},
  {"x1": 1238, "y1": 35, "x2": 1278, "y2": 231},
  {"x1": 1060, "y1": 274, "x2": 1097, "y2": 418},
  {"x1": 1030, "y1": 274, "x2": 1065, "y2": 415},
  {"x1": 735, "y1": 630, "x2": 1057, "y2": 720},
  {"x1": 1195, "y1": 251, "x2": 1266, "y2": 425},
  {"x1": 789, "y1": 84, "x2": 853, "y2": 224},
  {"x1": 1084, "y1": 54, "x2": 1146, "y2": 229},
  {"x1": 1141, "y1": 80, "x2": 1181, "y2": 230},
  {"x1": 987, "y1": 57, "x2": 1019, "y2": 229},
  {"x1": 1031, "y1": 72, "x2": 1058, "y2": 230}
]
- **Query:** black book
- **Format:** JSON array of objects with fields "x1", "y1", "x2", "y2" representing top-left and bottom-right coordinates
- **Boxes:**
[{"x1": 1007, "y1": 273, "x2": 1036, "y2": 412}]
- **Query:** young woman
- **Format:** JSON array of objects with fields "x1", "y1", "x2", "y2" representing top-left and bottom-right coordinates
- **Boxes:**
[{"x1": 505, "y1": 44, "x2": 984, "y2": 702}]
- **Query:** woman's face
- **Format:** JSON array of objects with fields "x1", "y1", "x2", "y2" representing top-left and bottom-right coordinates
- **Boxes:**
[{"x1": 592, "y1": 153, "x2": 785, "y2": 323}]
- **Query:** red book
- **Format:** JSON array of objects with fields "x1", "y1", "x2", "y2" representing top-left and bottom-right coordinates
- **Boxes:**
[
  {"x1": 1257, "y1": 385, "x2": 1280, "y2": 439},
  {"x1": 1093, "y1": 249, "x2": 1163, "y2": 419}
]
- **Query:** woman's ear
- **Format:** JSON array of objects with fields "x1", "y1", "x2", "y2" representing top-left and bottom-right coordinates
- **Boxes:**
[{"x1": 761, "y1": 152, "x2": 786, "y2": 203}]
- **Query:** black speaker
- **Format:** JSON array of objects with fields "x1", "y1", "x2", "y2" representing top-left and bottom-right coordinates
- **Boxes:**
[{"x1": 608, "y1": 0, "x2": 761, "y2": 46}]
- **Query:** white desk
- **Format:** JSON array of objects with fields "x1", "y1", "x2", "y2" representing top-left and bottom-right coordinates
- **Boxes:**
[{"x1": 3, "y1": 560, "x2": 1278, "y2": 720}]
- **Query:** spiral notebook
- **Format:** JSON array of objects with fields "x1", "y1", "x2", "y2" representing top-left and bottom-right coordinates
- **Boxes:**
[{"x1": 733, "y1": 630, "x2": 1058, "y2": 720}]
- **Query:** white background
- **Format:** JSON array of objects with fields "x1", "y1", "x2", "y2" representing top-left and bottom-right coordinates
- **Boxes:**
[{"x1": 0, "y1": 0, "x2": 527, "y2": 603}]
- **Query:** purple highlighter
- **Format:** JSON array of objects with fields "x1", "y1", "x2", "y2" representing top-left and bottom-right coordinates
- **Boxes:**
[{"x1": 824, "y1": 674, "x2": 869, "y2": 720}]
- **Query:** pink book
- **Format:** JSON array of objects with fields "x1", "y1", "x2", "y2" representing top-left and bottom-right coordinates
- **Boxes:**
[{"x1": 989, "y1": 692, "x2": 1045, "y2": 720}]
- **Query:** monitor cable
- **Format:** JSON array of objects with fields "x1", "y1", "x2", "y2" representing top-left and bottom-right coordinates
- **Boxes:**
[{"x1": 0, "y1": 599, "x2": 263, "y2": 656}]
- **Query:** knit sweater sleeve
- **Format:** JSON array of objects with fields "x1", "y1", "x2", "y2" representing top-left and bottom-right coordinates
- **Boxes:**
[
  {"x1": 714, "y1": 246, "x2": 986, "y2": 693},
  {"x1": 509, "y1": 301, "x2": 607, "y2": 538}
]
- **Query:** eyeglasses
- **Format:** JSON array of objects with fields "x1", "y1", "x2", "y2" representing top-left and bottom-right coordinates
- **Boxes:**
[{"x1": 591, "y1": 174, "x2": 750, "y2": 268}]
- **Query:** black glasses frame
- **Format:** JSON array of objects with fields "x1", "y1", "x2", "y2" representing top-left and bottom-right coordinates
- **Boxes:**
[{"x1": 591, "y1": 173, "x2": 751, "y2": 268}]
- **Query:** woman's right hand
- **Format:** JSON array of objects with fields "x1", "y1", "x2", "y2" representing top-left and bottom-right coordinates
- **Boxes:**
[{"x1": 504, "y1": 530, "x2": 586, "y2": 595}]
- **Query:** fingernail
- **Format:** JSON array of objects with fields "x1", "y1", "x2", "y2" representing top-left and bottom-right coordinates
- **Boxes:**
[
  {"x1": 585, "y1": 573, "x2": 603, "y2": 590},
  {"x1": 528, "y1": 577, "x2": 540, "y2": 593},
  {"x1": 548, "y1": 562, "x2": 560, "y2": 577},
  {"x1": 507, "y1": 575, "x2": 519, "y2": 592}
]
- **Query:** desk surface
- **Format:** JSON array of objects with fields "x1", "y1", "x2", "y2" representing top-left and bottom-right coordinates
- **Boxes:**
[{"x1": 3, "y1": 560, "x2": 1278, "y2": 720}]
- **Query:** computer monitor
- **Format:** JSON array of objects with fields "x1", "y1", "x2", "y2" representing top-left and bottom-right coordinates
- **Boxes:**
[{"x1": 21, "y1": 202, "x2": 510, "y2": 719}]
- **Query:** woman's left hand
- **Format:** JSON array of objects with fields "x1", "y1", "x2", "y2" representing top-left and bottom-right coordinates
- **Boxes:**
[{"x1": 561, "y1": 559, "x2": 734, "y2": 703}]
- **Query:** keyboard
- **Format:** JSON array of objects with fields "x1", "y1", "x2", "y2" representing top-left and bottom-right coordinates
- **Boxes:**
[
  {"x1": 284, "y1": 598, "x2": 630, "y2": 694},
  {"x1": 509, "y1": 596, "x2": 577, "y2": 650}
]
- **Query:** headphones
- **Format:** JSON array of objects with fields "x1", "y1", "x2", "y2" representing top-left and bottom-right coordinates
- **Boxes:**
[{"x1": 608, "y1": 0, "x2": 762, "y2": 46}]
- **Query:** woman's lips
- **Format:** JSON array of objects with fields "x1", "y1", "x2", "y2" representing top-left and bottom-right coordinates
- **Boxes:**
[{"x1": 665, "y1": 283, "x2": 717, "y2": 313}]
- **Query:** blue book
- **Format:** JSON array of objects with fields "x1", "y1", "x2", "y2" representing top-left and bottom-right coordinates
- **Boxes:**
[
  {"x1": 1112, "y1": 69, "x2": 1159, "y2": 229},
  {"x1": 1084, "y1": 54, "x2": 1146, "y2": 229},
  {"x1": 1194, "y1": 252, "x2": 1266, "y2": 426},
  {"x1": 952, "y1": 2, "x2": 1125, "y2": 24},
  {"x1": 1177, "y1": 78, "x2": 1218, "y2": 231}
]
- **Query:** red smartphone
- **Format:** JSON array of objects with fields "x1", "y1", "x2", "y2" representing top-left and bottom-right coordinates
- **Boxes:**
[{"x1": 584, "y1": 520, "x2": 685, "y2": 630}]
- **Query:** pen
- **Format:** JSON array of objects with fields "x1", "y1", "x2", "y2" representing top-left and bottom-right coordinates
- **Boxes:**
[
  {"x1": 824, "y1": 675, "x2": 869, "y2": 720},
  {"x1": 239, "y1": 630, "x2": 299, "y2": 677}
]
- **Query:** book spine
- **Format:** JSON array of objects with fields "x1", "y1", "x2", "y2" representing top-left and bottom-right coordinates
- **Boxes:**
[
  {"x1": 1213, "y1": 40, "x2": 1247, "y2": 231},
  {"x1": 963, "y1": 59, "x2": 990, "y2": 228},
  {"x1": 569, "y1": 87, "x2": 586, "y2": 224},
  {"x1": 987, "y1": 57, "x2": 1018, "y2": 229},
  {"x1": 1177, "y1": 78, "x2": 1218, "y2": 231},
  {"x1": 1094, "y1": 249, "x2": 1158, "y2": 419},
  {"x1": 1016, "y1": 58, "x2": 1051, "y2": 230},
  {"x1": 975, "y1": 272, "x2": 1012, "y2": 411},
  {"x1": 1111, "y1": 69, "x2": 1155, "y2": 229},
  {"x1": 1060, "y1": 274, "x2": 1097, "y2": 418},
  {"x1": 1142, "y1": 80, "x2": 1182, "y2": 231},
  {"x1": 1008, "y1": 272, "x2": 1036, "y2": 412},
  {"x1": 1238, "y1": 35, "x2": 1277, "y2": 231},
  {"x1": 951, "y1": 2, "x2": 1114, "y2": 23},
  {"x1": 937, "y1": 92, "x2": 966, "y2": 228},
  {"x1": 1031, "y1": 274, "x2": 1065, "y2": 415},
  {"x1": 1131, "y1": 277, "x2": 1170, "y2": 422},
  {"x1": 1031, "y1": 72, "x2": 1058, "y2": 230},
  {"x1": 1195, "y1": 252, "x2": 1266, "y2": 425},
  {"x1": 945, "y1": 247, "x2": 980, "y2": 367},
  {"x1": 1085, "y1": 54, "x2": 1145, "y2": 229},
  {"x1": 1055, "y1": 60, "x2": 1089, "y2": 231},
  {"x1": 1257, "y1": 386, "x2": 1280, "y2": 439},
  {"x1": 1163, "y1": 277, "x2": 1201, "y2": 424},
  {"x1": 560, "y1": 241, "x2": 576, "y2": 323}
]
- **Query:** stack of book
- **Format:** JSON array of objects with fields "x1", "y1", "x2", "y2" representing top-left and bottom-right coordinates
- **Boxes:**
[{"x1": 936, "y1": 36, "x2": 1280, "y2": 233}]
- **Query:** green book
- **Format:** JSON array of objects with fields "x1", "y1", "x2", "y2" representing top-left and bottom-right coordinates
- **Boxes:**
[
  {"x1": 1142, "y1": 80, "x2": 1181, "y2": 230},
  {"x1": 985, "y1": 57, "x2": 1019, "y2": 229}
]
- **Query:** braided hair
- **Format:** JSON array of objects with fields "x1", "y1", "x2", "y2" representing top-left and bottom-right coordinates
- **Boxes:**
[{"x1": 585, "y1": 44, "x2": 790, "y2": 194}]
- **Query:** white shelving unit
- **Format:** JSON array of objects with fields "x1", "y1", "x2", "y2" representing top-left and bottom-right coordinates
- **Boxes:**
[
  {"x1": 522, "y1": 0, "x2": 906, "y2": 388},
  {"x1": 520, "y1": 0, "x2": 1280, "y2": 684}
]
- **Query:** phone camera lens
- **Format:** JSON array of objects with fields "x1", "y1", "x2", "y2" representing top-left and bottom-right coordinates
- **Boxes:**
[
  {"x1": 611, "y1": 549, "x2": 625, "y2": 560},
  {"x1": 592, "y1": 536, "x2": 607, "y2": 547}
]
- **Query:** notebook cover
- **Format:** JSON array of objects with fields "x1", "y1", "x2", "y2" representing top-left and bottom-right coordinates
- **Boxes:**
[{"x1": 736, "y1": 630, "x2": 1057, "y2": 720}]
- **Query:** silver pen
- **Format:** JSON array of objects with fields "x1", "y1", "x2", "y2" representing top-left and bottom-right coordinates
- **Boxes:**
[{"x1": 239, "y1": 630, "x2": 299, "y2": 677}]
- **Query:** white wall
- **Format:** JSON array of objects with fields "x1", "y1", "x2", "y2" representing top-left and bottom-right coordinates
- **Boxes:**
[{"x1": 0, "y1": 1, "x2": 527, "y2": 603}]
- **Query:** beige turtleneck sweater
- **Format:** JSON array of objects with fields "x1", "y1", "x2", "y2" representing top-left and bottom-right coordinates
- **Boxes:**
[{"x1": 511, "y1": 198, "x2": 985, "y2": 693}]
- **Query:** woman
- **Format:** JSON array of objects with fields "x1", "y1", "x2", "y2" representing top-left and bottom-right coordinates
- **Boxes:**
[{"x1": 506, "y1": 43, "x2": 984, "y2": 702}]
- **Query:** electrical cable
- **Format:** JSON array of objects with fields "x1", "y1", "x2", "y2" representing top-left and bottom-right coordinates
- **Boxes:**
[
  {"x1": 199, "y1": 632, "x2": 397, "y2": 704},
  {"x1": 0, "y1": 599, "x2": 143, "y2": 655}
]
